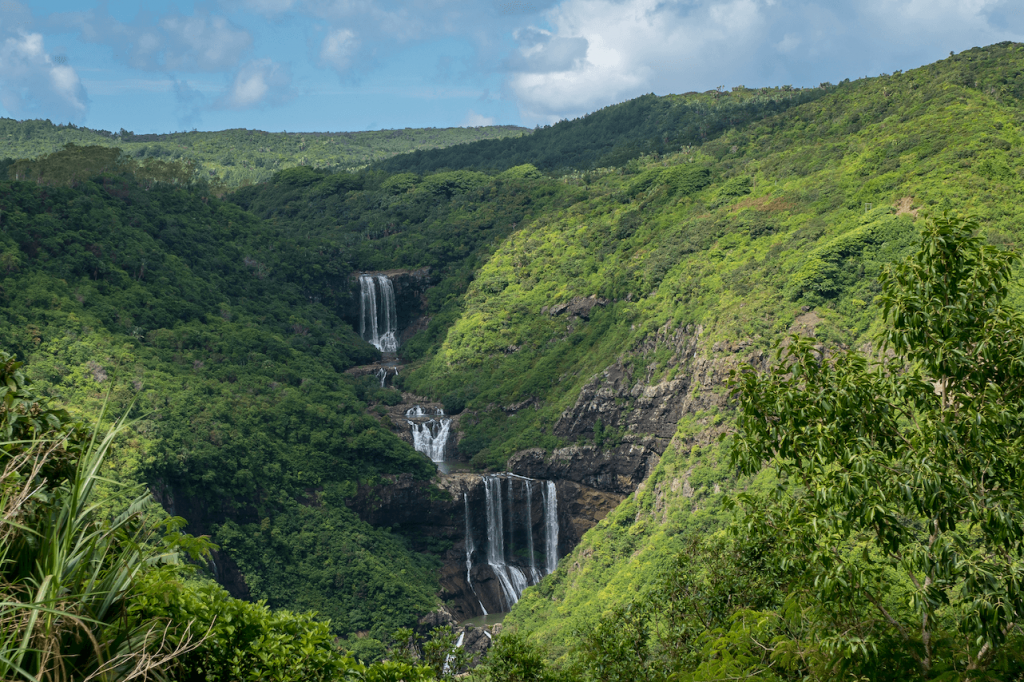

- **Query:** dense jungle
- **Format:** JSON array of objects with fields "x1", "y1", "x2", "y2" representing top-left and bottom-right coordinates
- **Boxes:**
[{"x1": 2, "y1": 41, "x2": 1024, "y2": 681}]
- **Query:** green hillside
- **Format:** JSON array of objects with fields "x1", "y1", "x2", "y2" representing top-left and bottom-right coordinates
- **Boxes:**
[
  {"x1": 446, "y1": 42, "x2": 1024, "y2": 677},
  {"x1": 0, "y1": 153, "x2": 443, "y2": 654},
  {"x1": 3, "y1": 41, "x2": 1024, "y2": 681},
  {"x1": 375, "y1": 87, "x2": 830, "y2": 175},
  {"x1": 0, "y1": 118, "x2": 529, "y2": 186}
]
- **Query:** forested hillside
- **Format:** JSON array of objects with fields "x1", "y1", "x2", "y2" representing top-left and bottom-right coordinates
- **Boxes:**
[
  {"x1": 3, "y1": 41, "x2": 1024, "y2": 681},
  {"x1": 0, "y1": 118, "x2": 529, "y2": 186},
  {"x1": 0, "y1": 151, "x2": 443, "y2": 656},
  {"x1": 375, "y1": 87, "x2": 830, "y2": 174}
]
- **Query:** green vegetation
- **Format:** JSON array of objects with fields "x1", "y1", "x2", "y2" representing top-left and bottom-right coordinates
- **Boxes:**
[
  {"x1": 0, "y1": 352, "x2": 431, "y2": 681},
  {"x1": 375, "y1": 87, "x2": 832, "y2": 175},
  {"x1": 727, "y1": 215, "x2": 1024, "y2": 677},
  {"x1": 0, "y1": 147, "x2": 441, "y2": 650},
  {"x1": 0, "y1": 118, "x2": 529, "y2": 186}
]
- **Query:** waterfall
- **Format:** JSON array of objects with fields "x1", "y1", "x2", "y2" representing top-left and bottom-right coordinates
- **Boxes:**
[
  {"x1": 359, "y1": 274, "x2": 398, "y2": 353},
  {"x1": 406, "y1": 406, "x2": 451, "y2": 464},
  {"x1": 376, "y1": 367, "x2": 387, "y2": 387},
  {"x1": 443, "y1": 631, "x2": 466, "y2": 675},
  {"x1": 466, "y1": 474, "x2": 561, "y2": 614},
  {"x1": 544, "y1": 481, "x2": 559, "y2": 575},
  {"x1": 525, "y1": 480, "x2": 539, "y2": 582},
  {"x1": 464, "y1": 493, "x2": 487, "y2": 616},
  {"x1": 484, "y1": 476, "x2": 525, "y2": 610}
]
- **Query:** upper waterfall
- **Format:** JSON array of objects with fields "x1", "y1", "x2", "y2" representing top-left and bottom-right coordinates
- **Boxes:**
[{"x1": 359, "y1": 274, "x2": 398, "y2": 353}]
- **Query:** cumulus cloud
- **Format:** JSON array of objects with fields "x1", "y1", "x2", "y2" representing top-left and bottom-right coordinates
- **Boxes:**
[
  {"x1": 463, "y1": 110, "x2": 497, "y2": 126},
  {"x1": 319, "y1": 27, "x2": 357, "y2": 72},
  {"x1": 0, "y1": 32, "x2": 88, "y2": 120},
  {"x1": 51, "y1": 8, "x2": 251, "y2": 72},
  {"x1": 507, "y1": 0, "x2": 766, "y2": 122},
  {"x1": 218, "y1": 59, "x2": 294, "y2": 108},
  {"x1": 503, "y1": 0, "x2": 1024, "y2": 124}
]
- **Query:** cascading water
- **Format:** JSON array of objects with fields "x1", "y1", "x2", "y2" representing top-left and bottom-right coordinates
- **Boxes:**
[
  {"x1": 406, "y1": 407, "x2": 451, "y2": 464},
  {"x1": 473, "y1": 474, "x2": 559, "y2": 612},
  {"x1": 524, "y1": 480, "x2": 539, "y2": 583},
  {"x1": 483, "y1": 476, "x2": 525, "y2": 610},
  {"x1": 544, "y1": 481, "x2": 559, "y2": 575},
  {"x1": 359, "y1": 274, "x2": 398, "y2": 353}
]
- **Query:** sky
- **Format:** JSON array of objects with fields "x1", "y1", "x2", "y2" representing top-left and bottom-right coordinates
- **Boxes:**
[{"x1": 1, "y1": 0, "x2": 1022, "y2": 134}]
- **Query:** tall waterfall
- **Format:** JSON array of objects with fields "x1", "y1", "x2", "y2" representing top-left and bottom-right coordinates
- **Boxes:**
[
  {"x1": 483, "y1": 476, "x2": 529, "y2": 611},
  {"x1": 359, "y1": 274, "x2": 398, "y2": 353},
  {"x1": 406, "y1": 407, "x2": 451, "y2": 464},
  {"x1": 474, "y1": 474, "x2": 559, "y2": 612},
  {"x1": 544, "y1": 481, "x2": 559, "y2": 575}
]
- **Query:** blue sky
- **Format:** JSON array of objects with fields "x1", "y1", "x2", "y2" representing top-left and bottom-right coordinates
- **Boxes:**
[{"x1": 1, "y1": 0, "x2": 1022, "y2": 134}]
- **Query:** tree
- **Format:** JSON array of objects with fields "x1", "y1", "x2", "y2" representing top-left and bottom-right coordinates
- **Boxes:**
[{"x1": 728, "y1": 215, "x2": 1024, "y2": 679}]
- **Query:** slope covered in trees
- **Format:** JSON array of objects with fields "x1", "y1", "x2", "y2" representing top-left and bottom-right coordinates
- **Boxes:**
[
  {"x1": 0, "y1": 150, "x2": 442, "y2": 655},
  {"x1": 375, "y1": 87, "x2": 831, "y2": 175}
]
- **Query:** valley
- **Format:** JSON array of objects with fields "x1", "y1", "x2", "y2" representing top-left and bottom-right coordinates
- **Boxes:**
[{"x1": 2, "y1": 41, "x2": 1024, "y2": 681}]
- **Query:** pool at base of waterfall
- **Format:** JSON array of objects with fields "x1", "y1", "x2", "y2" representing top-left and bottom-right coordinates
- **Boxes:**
[{"x1": 458, "y1": 612, "x2": 509, "y2": 628}]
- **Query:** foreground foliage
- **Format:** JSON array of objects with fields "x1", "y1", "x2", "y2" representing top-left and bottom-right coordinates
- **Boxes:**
[
  {"x1": 0, "y1": 351, "x2": 436, "y2": 681},
  {"x1": 730, "y1": 215, "x2": 1024, "y2": 678}
]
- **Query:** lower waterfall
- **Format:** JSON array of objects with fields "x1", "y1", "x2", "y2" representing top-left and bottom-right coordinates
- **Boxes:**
[
  {"x1": 406, "y1": 407, "x2": 451, "y2": 464},
  {"x1": 473, "y1": 474, "x2": 559, "y2": 612},
  {"x1": 544, "y1": 480, "x2": 559, "y2": 575}
]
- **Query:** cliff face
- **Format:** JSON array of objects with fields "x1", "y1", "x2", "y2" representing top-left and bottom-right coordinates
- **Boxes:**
[
  {"x1": 345, "y1": 267, "x2": 434, "y2": 337},
  {"x1": 344, "y1": 468, "x2": 621, "y2": 621},
  {"x1": 151, "y1": 479, "x2": 255, "y2": 601}
]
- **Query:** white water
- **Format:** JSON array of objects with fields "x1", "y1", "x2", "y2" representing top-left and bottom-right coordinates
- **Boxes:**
[
  {"x1": 359, "y1": 274, "x2": 398, "y2": 353},
  {"x1": 376, "y1": 367, "x2": 387, "y2": 387},
  {"x1": 544, "y1": 481, "x2": 559, "y2": 575},
  {"x1": 476, "y1": 474, "x2": 559, "y2": 611},
  {"x1": 406, "y1": 406, "x2": 451, "y2": 463},
  {"x1": 443, "y1": 631, "x2": 467, "y2": 675},
  {"x1": 484, "y1": 476, "x2": 521, "y2": 611},
  {"x1": 464, "y1": 493, "x2": 487, "y2": 616},
  {"x1": 524, "y1": 480, "x2": 540, "y2": 582}
]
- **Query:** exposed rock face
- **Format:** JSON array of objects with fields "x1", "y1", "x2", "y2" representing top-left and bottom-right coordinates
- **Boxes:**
[
  {"x1": 151, "y1": 479, "x2": 254, "y2": 601},
  {"x1": 508, "y1": 444, "x2": 656, "y2": 497},
  {"x1": 543, "y1": 295, "x2": 608, "y2": 320}
]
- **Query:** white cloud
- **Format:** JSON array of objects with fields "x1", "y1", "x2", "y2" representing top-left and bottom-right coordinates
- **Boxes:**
[
  {"x1": 0, "y1": 32, "x2": 88, "y2": 120},
  {"x1": 463, "y1": 110, "x2": 496, "y2": 126},
  {"x1": 219, "y1": 59, "x2": 294, "y2": 108},
  {"x1": 503, "y1": 0, "x2": 1024, "y2": 124},
  {"x1": 507, "y1": 0, "x2": 766, "y2": 122},
  {"x1": 776, "y1": 33, "x2": 800, "y2": 53},
  {"x1": 320, "y1": 27, "x2": 357, "y2": 72}
]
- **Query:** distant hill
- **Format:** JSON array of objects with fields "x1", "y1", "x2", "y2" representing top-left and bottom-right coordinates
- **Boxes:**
[
  {"x1": 0, "y1": 119, "x2": 529, "y2": 186},
  {"x1": 375, "y1": 86, "x2": 832, "y2": 174}
]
